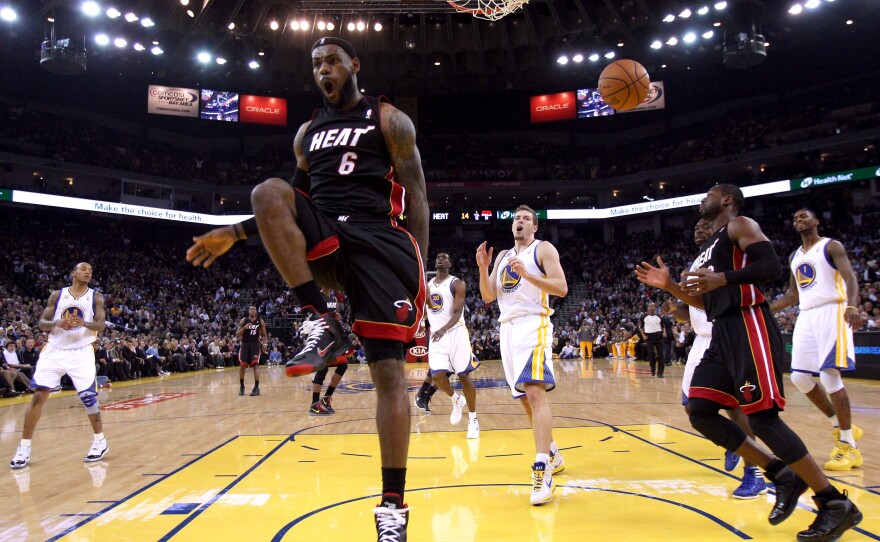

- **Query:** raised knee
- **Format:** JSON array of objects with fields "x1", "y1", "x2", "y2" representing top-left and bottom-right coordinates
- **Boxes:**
[{"x1": 251, "y1": 177, "x2": 293, "y2": 211}]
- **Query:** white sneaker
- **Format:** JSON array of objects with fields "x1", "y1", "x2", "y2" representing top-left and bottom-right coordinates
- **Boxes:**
[
  {"x1": 10, "y1": 444, "x2": 30, "y2": 469},
  {"x1": 530, "y1": 462, "x2": 555, "y2": 505},
  {"x1": 84, "y1": 438, "x2": 108, "y2": 463},
  {"x1": 467, "y1": 418, "x2": 480, "y2": 439},
  {"x1": 450, "y1": 394, "x2": 464, "y2": 425},
  {"x1": 550, "y1": 450, "x2": 565, "y2": 474}
]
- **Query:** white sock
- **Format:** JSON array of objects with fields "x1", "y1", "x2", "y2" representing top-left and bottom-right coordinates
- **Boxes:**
[
  {"x1": 468, "y1": 412, "x2": 477, "y2": 421},
  {"x1": 829, "y1": 415, "x2": 839, "y2": 427},
  {"x1": 839, "y1": 429, "x2": 856, "y2": 447},
  {"x1": 550, "y1": 441, "x2": 559, "y2": 455},
  {"x1": 536, "y1": 452, "x2": 550, "y2": 465},
  {"x1": 451, "y1": 393, "x2": 460, "y2": 403},
  {"x1": 20, "y1": 439, "x2": 31, "y2": 448},
  {"x1": 93, "y1": 433, "x2": 105, "y2": 441}
]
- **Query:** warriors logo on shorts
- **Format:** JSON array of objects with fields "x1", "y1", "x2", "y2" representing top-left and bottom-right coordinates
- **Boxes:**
[
  {"x1": 796, "y1": 262, "x2": 817, "y2": 289},
  {"x1": 61, "y1": 306, "x2": 85, "y2": 329},
  {"x1": 739, "y1": 380, "x2": 757, "y2": 403},
  {"x1": 429, "y1": 293, "x2": 444, "y2": 313},
  {"x1": 500, "y1": 266, "x2": 521, "y2": 293}
]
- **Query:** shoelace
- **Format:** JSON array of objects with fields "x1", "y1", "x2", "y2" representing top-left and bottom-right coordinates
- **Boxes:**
[
  {"x1": 299, "y1": 318, "x2": 329, "y2": 353},
  {"x1": 374, "y1": 507, "x2": 407, "y2": 541}
]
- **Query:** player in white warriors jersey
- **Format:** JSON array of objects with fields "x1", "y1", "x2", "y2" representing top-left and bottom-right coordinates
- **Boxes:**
[
  {"x1": 477, "y1": 205, "x2": 568, "y2": 506},
  {"x1": 426, "y1": 253, "x2": 480, "y2": 438},
  {"x1": 770, "y1": 208, "x2": 864, "y2": 471},
  {"x1": 10, "y1": 262, "x2": 108, "y2": 469}
]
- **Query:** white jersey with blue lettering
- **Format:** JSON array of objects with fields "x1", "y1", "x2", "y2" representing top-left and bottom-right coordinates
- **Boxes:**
[
  {"x1": 496, "y1": 240, "x2": 553, "y2": 323},
  {"x1": 426, "y1": 275, "x2": 464, "y2": 331},
  {"x1": 687, "y1": 259, "x2": 713, "y2": 337},
  {"x1": 48, "y1": 287, "x2": 98, "y2": 350},
  {"x1": 790, "y1": 237, "x2": 847, "y2": 310}
]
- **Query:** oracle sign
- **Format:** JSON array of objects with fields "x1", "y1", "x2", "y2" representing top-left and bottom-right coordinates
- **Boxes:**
[
  {"x1": 530, "y1": 92, "x2": 576, "y2": 123},
  {"x1": 240, "y1": 95, "x2": 288, "y2": 126}
]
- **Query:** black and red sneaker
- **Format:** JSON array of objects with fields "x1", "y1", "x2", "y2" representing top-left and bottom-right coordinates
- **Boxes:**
[
  {"x1": 374, "y1": 493, "x2": 409, "y2": 542},
  {"x1": 285, "y1": 313, "x2": 348, "y2": 377},
  {"x1": 321, "y1": 396, "x2": 335, "y2": 414}
]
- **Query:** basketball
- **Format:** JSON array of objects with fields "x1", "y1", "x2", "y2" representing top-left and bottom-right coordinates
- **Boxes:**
[{"x1": 598, "y1": 59, "x2": 651, "y2": 111}]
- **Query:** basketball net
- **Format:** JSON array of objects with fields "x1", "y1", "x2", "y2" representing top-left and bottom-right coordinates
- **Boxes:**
[{"x1": 447, "y1": 0, "x2": 530, "y2": 21}]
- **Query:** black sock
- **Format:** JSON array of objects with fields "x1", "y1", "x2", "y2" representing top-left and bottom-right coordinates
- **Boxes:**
[
  {"x1": 326, "y1": 385, "x2": 336, "y2": 397},
  {"x1": 240, "y1": 379, "x2": 244, "y2": 388},
  {"x1": 312, "y1": 391, "x2": 320, "y2": 404},
  {"x1": 253, "y1": 381, "x2": 259, "y2": 390},
  {"x1": 427, "y1": 385, "x2": 438, "y2": 398},
  {"x1": 293, "y1": 281, "x2": 330, "y2": 316},
  {"x1": 765, "y1": 458, "x2": 785, "y2": 478},
  {"x1": 381, "y1": 467, "x2": 407, "y2": 500},
  {"x1": 418, "y1": 382, "x2": 432, "y2": 395},
  {"x1": 816, "y1": 485, "x2": 844, "y2": 501}
]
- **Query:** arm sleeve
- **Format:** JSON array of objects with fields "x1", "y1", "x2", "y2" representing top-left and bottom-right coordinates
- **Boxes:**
[{"x1": 722, "y1": 241, "x2": 783, "y2": 285}]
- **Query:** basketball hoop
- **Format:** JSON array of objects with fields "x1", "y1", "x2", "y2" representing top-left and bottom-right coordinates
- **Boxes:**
[{"x1": 447, "y1": 0, "x2": 530, "y2": 21}]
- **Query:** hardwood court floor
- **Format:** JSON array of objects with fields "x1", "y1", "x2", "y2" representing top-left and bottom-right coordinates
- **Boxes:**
[{"x1": 1, "y1": 358, "x2": 878, "y2": 541}]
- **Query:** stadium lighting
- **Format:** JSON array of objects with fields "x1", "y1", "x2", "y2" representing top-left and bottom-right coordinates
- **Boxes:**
[
  {"x1": 650, "y1": 40, "x2": 662, "y2": 49},
  {"x1": 0, "y1": 7, "x2": 16, "y2": 21},
  {"x1": 317, "y1": 21, "x2": 326, "y2": 30},
  {"x1": 604, "y1": 51, "x2": 615, "y2": 59},
  {"x1": 248, "y1": 60, "x2": 260, "y2": 69},
  {"x1": 617, "y1": 41, "x2": 624, "y2": 47},
  {"x1": 82, "y1": 2, "x2": 100, "y2": 17},
  {"x1": 106, "y1": 7, "x2": 121, "y2": 18},
  {"x1": 347, "y1": 22, "x2": 355, "y2": 31},
  {"x1": 697, "y1": 6, "x2": 710, "y2": 15},
  {"x1": 714, "y1": 1, "x2": 727, "y2": 9},
  {"x1": 141, "y1": 18, "x2": 154, "y2": 28},
  {"x1": 290, "y1": 20, "x2": 300, "y2": 30},
  {"x1": 679, "y1": 8, "x2": 692, "y2": 18},
  {"x1": 789, "y1": 4, "x2": 803, "y2": 14},
  {"x1": 95, "y1": 34, "x2": 110, "y2": 46},
  {"x1": 269, "y1": 20, "x2": 279, "y2": 30},
  {"x1": 572, "y1": 53, "x2": 583, "y2": 63},
  {"x1": 113, "y1": 37, "x2": 127, "y2": 47},
  {"x1": 227, "y1": 22, "x2": 235, "y2": 30},
  {"x1": 124, "y1": 12, "x2": 138, "y2": 22},
  {"x1": 179, "y1": 0, "x2": 189, "y2": 5},
  {"x1": 301, "y1": 20, "x2": 309, "y2": 30},
  {"x1": 216, "y1": 57, "x2": 226, "y2": 65},
  {"x1": 588, "y1": 53, "x2": 599, "y2": 62},
  {"x1": 133, "y1": 42, "x2": 145, "y2": 51},
  {"x1": 662, "y1": 14, "x2": 675, "y2": 23},
  {"x1": 666, "y1": 36, "x2": 678, "y2": 46},
  {"x1": 326, "y1": 22, "x2": 335, "y2": 30},
  {"x1": 197, "y1": 51, "x2": 211, "y2": 63},
  {"x1": 356, "y1": 21, "x2": 365, "y2": 31},
  {"x1": 151, "y1": 45, "x2": 163, "y2": 55},
  {"x1": 804, "y1": 0, "x2": 820, "y2": 8},
  {"x1": 556, "y1": 55, "x2": 568, "y2": 65},
  {"x1": 702, "y1": 30, "x2": 714, "y2": 39},
  {"x1": 186, "y1": 10, "x2": 194, "y2": 17},
  {"x1": 846, "y1": 19, "x2": 853, "y2": 25},
  {"x1": 374, "y1": 22, "x2": 382, "y2": 31},
  {"x1": 683, "y1": 32, "x2": 697, "y2": 43}
]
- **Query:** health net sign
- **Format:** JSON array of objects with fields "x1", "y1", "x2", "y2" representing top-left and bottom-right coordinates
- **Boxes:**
[
  {"x1": 147, "y1": 85, "x2": 199, "y2": 117},
  {"x1": 530, "y1": 92, "x2": 576, "y2": 123},
  {"x1": 240, "y1": 95, "x2": 288, "y2": 126}
]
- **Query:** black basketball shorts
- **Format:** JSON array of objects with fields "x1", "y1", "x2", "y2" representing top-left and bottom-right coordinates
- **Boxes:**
[
  {"x1": 238, "y1": 342, "x2": 262, "y2": 367},
  {"x1": 294, "y1": 190, "x2": 426, "y2": 343},
  {"x1": 688, "y1": 304, "x2": 786, "y2": 415}
]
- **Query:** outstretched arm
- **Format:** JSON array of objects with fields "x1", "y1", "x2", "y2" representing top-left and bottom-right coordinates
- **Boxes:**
[{"x1": 635, "y1": 257, "x2": 705, "y2": 309}]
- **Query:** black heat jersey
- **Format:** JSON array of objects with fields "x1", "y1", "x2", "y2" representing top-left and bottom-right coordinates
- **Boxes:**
[
  {"x1": 693, "y1": 224, "x2": 767, "y2": 321},
  {"x1": 302, "y1": 96, "x2": 403, "y2": 217},
  {"x1": 241, "y1": 319, "x2": 262, "y2": 343}
]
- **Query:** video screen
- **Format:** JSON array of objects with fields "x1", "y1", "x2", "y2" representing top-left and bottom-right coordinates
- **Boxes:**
[
  {"x1": 577, "y1": 88, "x2": 616, "y2": 118},
  {"x1": 200, "y1": 90, "x2": 239, "y2": 122}
]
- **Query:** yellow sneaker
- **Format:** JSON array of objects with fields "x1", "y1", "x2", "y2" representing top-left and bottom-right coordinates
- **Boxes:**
[
  {"x1": 830, "y1": 424, "x2": 864, "y2": 459},
  {"x1": 824, "y1": 443, "x2": 863, "y2": 471}
]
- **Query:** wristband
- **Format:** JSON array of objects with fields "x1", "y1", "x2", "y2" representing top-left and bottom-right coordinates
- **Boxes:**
[{"x1": 846, "y1": 306, "x2": 858, "y2": 311}]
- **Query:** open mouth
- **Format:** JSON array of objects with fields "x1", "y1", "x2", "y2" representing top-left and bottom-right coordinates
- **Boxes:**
[{"x1": 322, "y1": 80, "x2": 336, "y2": 98}]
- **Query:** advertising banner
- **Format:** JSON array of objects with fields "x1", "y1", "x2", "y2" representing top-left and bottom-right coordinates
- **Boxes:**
[
  {"x1": 782, "y1": 333, "x2": 880, "y2": 380},
  {"x1": 619, "y1": 81, "x2": 665, "y2": 113},
  {"x1": 240, "y1": 95, "x2": 288, "y2": 126},
  {"x1": 790, "y1": 165, "x2": 880, "y2": 191},
  {"x1": 147, "y1": 85, "x2": 199, "y2": 117},
  {"x1": 530, "y1": 92, "x2": 576, "y2": 123}
]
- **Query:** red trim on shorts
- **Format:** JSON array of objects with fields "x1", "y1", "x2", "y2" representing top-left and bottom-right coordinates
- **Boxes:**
[
  {"x1": 307, "y1": 236, "x2": 340, "y2": 261},
  {"x1": 386, "y1": 167, "x2": 405, "y2": 217},
  {"x1": 740, "y1": 306, "x2": 785, "y2": 414},
  {"x1": 688, "y1": 386, "x2": 740, "y2": 409}
]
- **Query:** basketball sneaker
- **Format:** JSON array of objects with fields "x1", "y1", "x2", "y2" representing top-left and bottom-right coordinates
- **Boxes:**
[
  {"x1": 309, "y1": 401, "x2": 332, "y2": 416},
  {"x1": 450, "y1": 393, "x2": 465, "y2": 425},
  {"x1": 84, "y1": 438, "x2": 108, "y2": 463},
  {"x1": 549, "y1": 450, "x2": 565, "y2": 474},
  {"x1": 467, "y1": 418, "x2": 480, "y2": 439},
  {"x1": 321, "y1": 396, "x2": 335, "y2": 414},
  {"x1": 796, "y1": 490, "x2": 862, "y2": 542},
  {"x1": 10, "y1": 444, "x2": 30, "y2": 469},
  {"x1": 829, "y1": 424, "x2": 863, "y2": 459},
  {"x1": 766, "y1": 465, "x2": 808, "y2": 525},
  {"x1": 250, "y1": 388, "x2": 260, "y2": 396},
  {"x1": 732, "y1": 466, "x2": 768, "y2": 499},
  {"x1": 374, "y1": 493, "x2": 409, "y2": 542},
  {"x1": 414, "y1": 392, "x2": 431, "y2": 414},
  {"x1": 824, "y1": 443, "x2": 863, "y2": 471},
  {"x1": 285, "y1": 313, "x2": 348, "y2": 377},
  {"x1": 239, "y1": 386, "x2": 245, "y2": 396},
  {"x1": 724, "y1": 450, "x2": 742, "y2": 472},
  {"x1": 530, "y1": 462, "x2": 555, "y2": 505}
]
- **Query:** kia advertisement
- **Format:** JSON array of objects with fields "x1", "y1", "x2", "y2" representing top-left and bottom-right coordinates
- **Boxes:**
[
  {"x1": 530, "y1": 92, "x2": 576, "y2": 123},
  {"x1": 240, "y1": 95, "x2": 288, "y2": 126}
]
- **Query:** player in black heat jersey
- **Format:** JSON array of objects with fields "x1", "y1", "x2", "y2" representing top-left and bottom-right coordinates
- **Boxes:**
[
  {"x1": 187, "y1": 37, "x2": 427, "y2": 540},
  {"x1": 236, "y1": 305, "x2": 266, "y2": 396},
  {"x1": 636, "y1": 184, "x2": 861, "y2": 541}
]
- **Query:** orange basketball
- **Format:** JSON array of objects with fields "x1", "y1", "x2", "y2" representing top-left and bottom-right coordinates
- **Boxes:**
[{"x1": 598, "y1": 59, "x2": 651, "y2": 111}]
